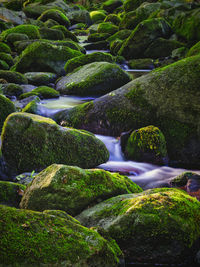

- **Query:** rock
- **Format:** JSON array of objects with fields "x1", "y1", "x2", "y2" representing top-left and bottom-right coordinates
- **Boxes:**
[
  {"x1": 124, "y1": 125, "x2": 168, "y2": 165},
  {"x1": 2, "y1": 83, "x2": 23, "y2": 98},
  {"x1": 98, "y1": 22, "x2": 119, "y2": 35},
  {"x1": 11, "y1": 41, "x2": 82, "y2": 75},
  {"x1": 51, "y1": 25, "x2": 78, "y2": 41},
  {"x1": 0, "y1": 42, "x2": 11, "y2": 53},
  {"x1": 1, "y1": 112, "x2": 109, "y2": 174},
  {"x1": 0, "y1": 94, "x2": 16, "y2": 132},
  {"x1": 76, "y1": 188, "x2": 200, "y2": 264},
  {"x1": 0, "y1": 24, "x2": 41, "y2": 40},
  {"x1": 128, "y1": 58, "x2": 154, "y2": 69},
  {"x1": 0, "y1": 52, "x2": 14, "y2": 67},
  {"x1": 22, "y1": 97, "x2": 41, "y2": 114},
  {"x1": 107, "y1": 29, "x2": 131, "y2": 43},
  {"x1": 123, "y1": 0, "x2": 157, "y2": 12},
  {"x1": 56, "y1": 62, "x2": 131, "y2": 96},
  {"x1": 24, "y1": 72, "x2": 57, "y2": 86},
  {"x1": 20, "y1": 163, "x2": 142, "y2": 216},
  {"x1": 55, "y1": 55, "x2": 200, "y2": 167},
  {"x1": 104, "y1": 14, "x2": 121, "y2": 26},
  {"x1": 0, "y1": 181, "x2": 26, "y2": 207},
  {"x1": 38, "y1": 8, "x2": 71, "y2": 28},
  {"x1": 0, "y1": 70, "x2": 28, "y2": 84},
  {"x1": 187, "y1": 41, "x2": 200, "y2": 57},
  {"x1": 0, "y1": 7, "x2": 25, "y2": 25},
  {"x1": 64, "y1": 52, "x2": 113, "y2": 74},
  {"x1": 19, "y1": 86, "x2": 60, "y2": 99},
  {"x1": 88, "y1": 32, "x2": 110, "y2": 42},
  {"x1": 118, "y1": 18, "x2": 172, "y2": 59},
  {"x1": 0, "y1": 60, "x2": 9, "y2": 70},
  {"x1": 0, "y1": 204, "x2": 122, "y2": 266},
  {"x1": 38, "y1": 26, "x2": 65, "y2": 40},
  {"x1": 170, "y1": 171, "x2": 199, "y2": 187},
  {"x1": 66, "y1": 9, "x2": 92, "y2": 26},
  {"x1": 5, "y1": 32, "x2": 29, "y2": 48},
  {"x1": 102, "y1": 0, "x2": 123, "y2": 13},
  {"x1": 90, "y1": 10, "x2": 106, "y2": 23}
]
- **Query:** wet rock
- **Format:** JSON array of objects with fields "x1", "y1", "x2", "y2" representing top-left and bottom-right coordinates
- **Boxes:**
[{"x1": 0, "y1": 94, "x2": 16, "y2": 132}]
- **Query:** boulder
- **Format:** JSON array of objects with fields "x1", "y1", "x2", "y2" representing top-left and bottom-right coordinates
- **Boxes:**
[
  {"x1": 0, "y1": 7, "x2": 25, "y2": 25},
  {"x1": 11, "y1": 41, "x2": 82, "y2": 75},
  {"x1": 102, "y1": 0, "x2": 123, "y2": 13},
  {"x1": 187, "y1": 41, "x2": 200, "y2": 57},
  {"x1": 98, "y1": 22, "x2": 119, "y2": 35},
  {"x1": 55, "y1": 55, "x2": 200, "y2": 167},
  {"x1": 24, "y1": 72, "x2": 57, "y2": 86},
  {"x1": 38, "y1": 27, "x2": 65, "y2": 40},
  {"x1": 19, "y1": 86, "x2": 59, "y2": 99},
  {"x1": 20, "y1": 163, "x2": 142, "y2": 216},
  {"x1": 76, "y1": 188, "x2": 200, "y2": 264},
  {"x1": 124, "y1": 125, "x2": 168, "y2": 164},
  {"x1": 66, "y1": 9, "x2": 92, "y2": 26},
  {"x1": 0, "y1": 181, "x2": 25, "y2": 207},
  {"x1": 90, "y1": 10, "x2": 106, "y2": 23},
  {"x1": 1, "y1": 112, "x2": 109, "y2": 174},
  {"x1": 118, "y1": 18, "x2": 172, "y2": 59},
  {"x1": 0, "y1": 70, "x2": 28, "y2": 84},
  {"x1": 38, "y1": 8, "x2": 70, "y2": 28},
  {"x1": 57, "y1": 62, "x2": 131, "y2": 96},
  {"x1": 0, "y1": 94, "x2": 16, "y2": 132},
  {"x1": 0, "y1": 205, "x2": 122, "y2": 266},
  {"x1": 0, "y1": 24, "x2": 41, "y2": 40}
]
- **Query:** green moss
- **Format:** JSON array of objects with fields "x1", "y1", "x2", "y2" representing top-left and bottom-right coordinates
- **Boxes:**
[
  {"x1": 187, "y1": 41, "x2": 200, "y2": 57},
  {"x1": 77, "y1": 188, "x2": 200, "y2": 263},
  {"x1": 39, "y1": 27, "x2": 65, "y2": 41},
  {"x1": 38, "y1": 8, "x2": 71, "y2": 28},
  {"x1": 1, "y1": 112, "x2": 109, "y2": 173},
  {"x1": 22, "y1": 97, "x2": 40, "y2": 114},
  {"x1": 0, "y1": 94, "x2": 16, "y2": 132},
  {"x1": 101, "y1": 0, "x2": 123, "y2": 13},
  {"x1": 98, "y1": 22, "x2": 119, "y2": 35},
  {"x1": 19, "y1": 86, "x2": 60, "y2": 99},
  {"x1": 128, "y1": 58, "x2": 153, "y2": 69},
  {"x1": 0, "y1": 60, "x2": 9, "y2": 70},
  {"x1": 0, "y1": 181, "x2": 26, "y2": 207},
  {"x1": 64, "y1": 52, "x2": 113, "y2": 74},
  {"x1": 51, "y1": 25, "x2": 78, "y2": 42},
  {"x1": 0, "y1": 42, "x2": 11, "y2": 53},
  {"x1": 170, "y1": 171, "x2": 198, "y2": 187},
  {"x1": 20, "y1": 164, "x2": 142, "y2": 216},
  {"x1": 3, "y1": 0, "x2": 23, "y2": 11},
  {"x1": 125, "y1": 125, "x2": 167, "y2": 164},
  {"x1": 0, "y1": 24, "x2": 41, "y2": 41},
  {"x1": 88, "y1": 32, "x2": 110, "y2": 42},
  {"x1": 3, "y1": 83, "x2": 23, "y2": 98},
  {"x1": 107, "y1": 29, "x2": 131, "y2": 43},
  {"x1": 90, "y1": 11, "x2": 106, "y2": 23},
  {"x1": 104, "y1": 14, "x2": 121, "y2": 26},
  {"x1": 0, "y1": 70, "x2": 28, "y2": 84},
  {"x1": 0, "y1": 52, "x2": 14, "y2": 67},
  {"x1": 5, "y1": 33, "x2": 29, "y2": 46},
  {"x1": 0, "y1": 205, "x2": 121, "y2": 266}
]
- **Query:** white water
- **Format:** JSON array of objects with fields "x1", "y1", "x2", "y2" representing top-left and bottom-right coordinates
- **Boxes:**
[{"x1": 96, "y1": 135, "x2": 192, "y2": 190}]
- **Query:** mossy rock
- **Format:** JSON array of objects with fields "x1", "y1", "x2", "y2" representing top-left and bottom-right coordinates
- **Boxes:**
[
  {"x1": 20, "y1": 163, "x2": 142, "y2": 216},
  {"x1": 64, "y1": 51, "x2": 113, "y2": 74},
  {"x1": 90, "y1": 10, "x2": 107, "y2": 23},
  {"x1": 39, "y1": 26, "x2": 65, "y2": 40},
  {"x1": 187, "y1": 41, "x2": 200, "y2": 57},
  {"x1": 0, "y1": 204, "x2": 122, "y2": 266},
  {"x1": 0, "y1": 42, "x2": 11, "y2": 53},
  {"x1": 22, "y1": 3, "x2": 58, "y2": 19},
  {"x1": 106, "y1": 29, "x2": 131, "y2": 43},
  {"x1": 171, "y1": 46, "x2": 189, "y2": 59},
  {"x1": 110, "y1": 39, "x2": 123, "y2": 55},
  {"x1": 38, "y1": 8, "x2": 70, "y2": 28},
  {"x1": 0, "y1": 181, "x2": 26, "y2": 208},
  {"x1": 24, "y1": 71, "x2": 57, "y2": 86},
  {"x1": 1, "y1": 112, "x2": 109, "y2": 174},
  {"x1": 98, "y1": 22, "x2": 119, "y2": 35},
  {"x1": 125, "y1": 125, "x2": 168, "y2": 164},
  {"x1": 5, "y1": 33, "x2": 29, "y2": 47},
  {"x1": 66, "y1": 9, "x2": 92, "y2": 26},
  {"x1": 11, "y1": 41, "x2": 82, "y2": 75},
  {"x1": 118, "y1": 18, "x2": 172, "y2": 59},
  {"x1": 57, "y1": 55, "x2": 200, "y2": 167},
  {"x1": 0, "y1": 94, "x2": 16, "y2": 132},
  {"x1": 0, "y1": 24, "x2": 41, "y2": 41},
  {"x1": 51, "y1": 25, "x2": 78, "y2": 42},
  {"x1": 88, "y1": 33, "x2": 111, "y2": 42},
  {"x1": 0, "y1": 52, "x2": 14, "y2": 67},
  {"x1": 0, "y1": 60, "x2": 9, "y2": 70},
  {"x1": 2, "y1": 83, "x2": 23, "y2": 98},
  {"x1": 170, "y1": 171, "x2": 200, "y2": 187},
  {"x1": 104, "y1": 14, "x2": 121, "y2": 26},
  {"x1": 0, "y1": 70, "x2": 28, "y2": 84},
  {"x1": 102, "y1": 0, "x2": 123, "y2": 13},
  {"x1": 19, "y1": 86, "x2": 60, "y2": 99},
  {"x1": 22, "y1": 97, "x2": 41, "y2": 114},
  {"x1": 144, "y1": 38, "x2": 185, "y2": 59},
  {"x1": 3, "y1": 0, "x2": 23, "y2": 11},
  {"x1": 57, "y1": 61, "x2": 131, "y2": 96},
  {"x1": 173, "y1": 8, "x2": 200, "y2": 43},
  {"x1": 128, "y1": 58, "x2": 154, "y2": 69},
  {"x1": 123, "y1": 0, "x2": 156, "y2": 12},
  {"x1": 43, "y1": 18, "x2": 60, "y2": 28},
  {"x1": 76, "y1": 188, "x2": 200, "y2": 264},
  {"x1": 88, "y1": 23, "x2": 99, "y2": 34}
]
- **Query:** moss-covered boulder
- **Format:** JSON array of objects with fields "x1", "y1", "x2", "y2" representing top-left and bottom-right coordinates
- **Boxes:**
[
  {"x1": 90, "y1": 10, "x2": 107, "y2": 23},
  {"x1": 98, "y1": 22, "x2": 119, "y2": 35},
  {"x1": 51, "y1": 25, "x2": 78, "y2": 41},
  {"x1": 5, "y1": 33, "x2": 29, "y2": 48},
  {"x1": 0, "y1": 24, "x2": 41, "y2": 41},
  {"x1": 19, "y1": 86, "x2": 59, "y2": 99},
  {"x1": 187, "y1": 41, "x2": 200, "y2": 57},
  {"x1": 124, "y1": 125, "x2": 168, "y2": 164},
  {"x1": 24, "y1": 71, "x2": 57, "y2": 86},
  {"x1": 11, "y1": 41, "x2": 82, "y2": 75},
  {"x1": 173, "y1": 8, "x2": 200, "y2": 43},
  {"x1": 39, "y1": 26, "x2": 65, "y2": 40},
  {"x1": 22, "y1": 97, "x2": 41, "y2": 114},
  {"x1": 55, "y1": 55, "x2": 200, "y2": 167},
  {"x1": 57, "y1": 62, "x2": 131, "y2": 96},
  {"x1": 2, "y1": 83, "x2": 23, "y2": 98},
  {"x1": 0, "y1": 205, "x2": 122, "y2": 266},
  {"x1": 0, "y1": 42, "x2": 11, "y2": 53},
  {"x1": 107, "y1": 29, "x2": 131, "y2": 43},
  {"x1": 0, "y1": 52, "x2": 14, "y2": 67},
  {"x1": 123, "y1": 0, "x2": 156, "y2": 12},
  {"x1": 0, "y1": 60, "x2": 9, "y2": 70},
  {"x1": 0, "y1": 7, "x2": 24, "y2": 25},
  {"x1": 88, "y1": 32, "x2": 110, "y2": 42},
  {"x1": 20, "y1": 163, "x2": 142, "y2": 216},
  {"x1": 104, "y1": 14, "x2": 121, "y2": 26},
  {"x1": 119, "y1": 18, "x2": 172, "y2": 59},
  {"x1": 170, "y1": 171, "x2": 200, "y2": 189},
  {"x1": 76, "y1": 188, "x2": 200, "y2": 264},
  {"x1": 102, "y1": 0, "x2": 123, "y2": 13},
  {"x1": 0, "y1": 94, "x2": 16, "y2": 132},
  {"x1": 0, "y1": 70, "x2": 28, "y2": 84},
  {"x1": 38, "y1": 8, "x2": 70, "y2": 28},
  {"x1": 64, "y1": 52, "x2": 113, "y2": 74},
  {"x1": 1, "y1": 112, "x2": 109, "y2": 174},
  {"x1": 66, "y1": 9, "x2": 92, "y2": 26},
  {"x1": 128, "y1": 58, "x2": 154, "y2": 69},
  {"x1": 0, "y1": 181, "x2": 26, "y2": 207}
]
